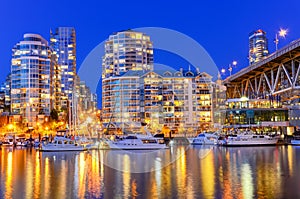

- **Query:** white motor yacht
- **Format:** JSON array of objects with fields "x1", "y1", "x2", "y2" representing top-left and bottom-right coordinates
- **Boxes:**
[
  {"x1": 2, "y1": 135, "x2": 14, "y2": 147},
  {"x1": 15, "y1": 135, "x2": 28, "y2": 147},
  {"x1": 102, "y1": 133, "x2": 168, "y2": 150},
  {"x1": 40, "y1": 134, "x2": 87, "y2": 152},
  {"x1": 223, "y1": 133, "x2": 279, "y2": 146},
  {"x1": 191, "y1": 133, "x2": 219, "y2": 145}
]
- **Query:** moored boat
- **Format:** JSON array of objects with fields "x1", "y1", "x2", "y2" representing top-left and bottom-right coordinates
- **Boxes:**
[
  {"x1": 223, "y1": 133, "x2": 279, "y2": 146},
  {"x1": 102, "y1": 133, "x2": 169, "y2": 150},
  {"x1": 39, "y1": 132, "x2": 87, "y2": 152},
  {"x1": 2, "y1": 135, "x2": 14, "y2": 147},
  {"x1": 291, "y1": 132, "x2": 300, "y2": 145},
  {"x1": 15, "y1": 135, "x2": 28, "y2": 147},
  {"x1": 191, "y1": 133, "x2": 219, "y2": 145}
]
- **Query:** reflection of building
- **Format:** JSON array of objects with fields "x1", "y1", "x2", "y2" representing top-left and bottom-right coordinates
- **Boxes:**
[
  {"x1": 50, "y1": 27, "x2": 76, "y2": 102},
  {"x1": 102, "y1": 67, "x2": 222, "y2": 134},
  {"x1": 102, "y1": 30, "x2": 153, "y2": 78},
  {"x1": 10, "y1": 34, "x2": 53, "y2": 127},
  {"x1": 249, "y1": 29, "x2": 268, "y2": 65}
]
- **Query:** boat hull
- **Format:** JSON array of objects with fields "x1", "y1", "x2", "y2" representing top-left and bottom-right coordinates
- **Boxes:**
[
  {"x1": 190, "y1": 133, "x2": 218, "y2": 145},
  {"x1": 291, "y1": 140, "x2": 300, "y2": 145},
  {"x1": 104, "y1": 141, "x2": 168, "y2": 150},
  {"x1": 191, "y1": 140, "x2": 217, "y2": 145},
  {"x1": 223, "y1": 140, "x2": 278, "y2": 146},
  {"x1": 39, "y1": 146, "x2": 87, "y2": 152}
]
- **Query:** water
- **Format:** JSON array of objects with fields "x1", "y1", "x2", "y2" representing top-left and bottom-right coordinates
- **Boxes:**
[{"x1": 1, "y1": 145, "x2": 300, "y2": 199}]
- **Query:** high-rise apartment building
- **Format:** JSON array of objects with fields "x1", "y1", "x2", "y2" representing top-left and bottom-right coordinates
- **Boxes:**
[
  {"x1": 50, "y1": 54, "x2": 62, "y2": 111},
  {"x1": 4, "y1": 74, "x2": 11, "y2": 110},
  {"x1": 249, "y1": 29, "x2": 269, "y2": 64},
  {"x1": 10, "y1": 34, "x2": 52, "y2": 126},
  {"x1": 0, "y1": 86, "x2": 4, "y2": 113},
  {"x1": 102, "y1": 30, "x2": 153, "y2": 78},
  {"x1": 102, "y1": 71, "x2": 141, "y2": 132},
  {"x1": 0, "y1": 74, "x2": 11, "y2": 113},
  {"x1": 78, "y1": 81, "x2": 97, "y2": 113},
  {"x1": 50, "y1": 27, "x2": 76, "y2": 102},
  {"x1": 102, "y1": 68, "x2": 219, "y2": 134}
]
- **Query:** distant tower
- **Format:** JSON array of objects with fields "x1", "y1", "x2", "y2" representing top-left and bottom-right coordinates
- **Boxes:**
[
  {"x1": 102, "y1": 30, "x2": 153, "y2": 78},
  {"x1": 50, "y1": 27, "x2": 76, "y2": 101},
  {"x1": 249, "y1": 29, "x2": 268, "y2": 65}
]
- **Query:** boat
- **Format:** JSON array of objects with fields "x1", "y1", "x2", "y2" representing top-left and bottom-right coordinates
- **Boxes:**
[
  {"x1": 291, "y1": 132, "x2": 300, "y2": 145},
  {"x1": 15, "y1": 135, "x2": 28, "y2": 147},
  {"x1": 101, "y1": 132, "x2": 169, "y2": 150},
  {"x1": 191, "y1": 133, "x2": 219, "y2": 145},
  {"x1": 39, "y1": 131, "x2": 87, "y2": 152},
  {"x1": 2, "y1": 135, "x2": 14, "y2": 147},
  {"x1": 222, "y1": 133, "x2": 279, "y2": 146}
]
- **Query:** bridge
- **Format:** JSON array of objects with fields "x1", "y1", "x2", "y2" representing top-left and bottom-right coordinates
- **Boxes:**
[{"x1": 224, "y1": 38, "x2": 300, "y2": 102}]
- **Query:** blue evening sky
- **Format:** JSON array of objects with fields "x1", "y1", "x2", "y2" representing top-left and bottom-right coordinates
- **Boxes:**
[{"x1": 1, "y1": 0, "x2": 299, "y2": 92}]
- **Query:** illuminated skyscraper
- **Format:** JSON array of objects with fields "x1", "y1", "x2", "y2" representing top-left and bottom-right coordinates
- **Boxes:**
[
  {"x1": 50, "y1": 27, "x2": 76, "y2": 102},
  {"x1": 249, "y1": 29, "x2": 269, "y2": 64},
  {"x1": 102, "y1": 30, "x2": 153, "y2": 78},
  {"x1": 10, "y1": 34, "x2": 52, "y2": 126}
]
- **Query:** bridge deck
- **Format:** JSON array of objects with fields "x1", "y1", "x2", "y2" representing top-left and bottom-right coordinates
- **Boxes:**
[{"x1": 224, "y1": 38, "x2": 300, "y2": 84}]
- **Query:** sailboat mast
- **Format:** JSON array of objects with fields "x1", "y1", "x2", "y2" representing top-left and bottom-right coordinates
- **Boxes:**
[{"x1": 68, "y1": 99, "x2": 72, "y2": 135}]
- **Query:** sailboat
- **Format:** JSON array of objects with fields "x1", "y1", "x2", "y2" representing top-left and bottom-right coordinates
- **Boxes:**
[{"x1": 40, "y1": 91, "x2": 88, "y2": 152}]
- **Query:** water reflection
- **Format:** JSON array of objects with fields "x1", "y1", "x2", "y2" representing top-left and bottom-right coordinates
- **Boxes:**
[{"x1": 0, "y1": 146, "x2": 300, "y2": 198}]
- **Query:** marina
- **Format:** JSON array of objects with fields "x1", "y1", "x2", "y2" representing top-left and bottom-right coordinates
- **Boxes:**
[
  {"x1": 1, "y1": 145, "x2": 300, "y2": 198},
  {"x1": 1, "y1": 1, "x2": 300, "y2": 198}
]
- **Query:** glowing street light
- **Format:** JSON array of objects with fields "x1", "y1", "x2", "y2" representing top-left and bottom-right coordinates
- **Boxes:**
[
  {"x1": 275, "y1": 28, "x2": 288, "y2": 51},
  {"x1": 222, "y1": 60, "x2": 237, "y2": 76},
  {"x1": 279, "y1": 28, "x2": 288, "y2": 37}
]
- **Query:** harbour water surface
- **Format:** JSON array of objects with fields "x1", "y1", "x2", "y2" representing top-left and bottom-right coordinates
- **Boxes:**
[{"x1": 1, "y1": 145, "x2": 300, "y2": 198}]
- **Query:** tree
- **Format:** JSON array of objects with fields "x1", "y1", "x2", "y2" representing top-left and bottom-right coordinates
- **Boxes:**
[{"x1": 50, "y1": 109, "x2": 59, "y2": 122}]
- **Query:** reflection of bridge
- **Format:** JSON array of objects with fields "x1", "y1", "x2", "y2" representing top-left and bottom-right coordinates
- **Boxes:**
[{"x1": 224, "y1": 38, "x2": 300, "y2": 102}]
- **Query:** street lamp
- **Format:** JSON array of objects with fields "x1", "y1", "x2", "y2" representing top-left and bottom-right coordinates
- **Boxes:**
[
  {"x1": 275, "y1": 28, "x2": 288, "y2": 51},
  {"x1": 221, "y1": 60, "x2": 237, "y2": 76}
]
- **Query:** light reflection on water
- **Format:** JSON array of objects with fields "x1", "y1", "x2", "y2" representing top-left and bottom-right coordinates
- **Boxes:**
[{"x1": 0, "y1": 145, "x2": 300, "y2": 198}]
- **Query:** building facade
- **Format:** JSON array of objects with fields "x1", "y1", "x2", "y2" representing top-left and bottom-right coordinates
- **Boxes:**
[
  {"x1": 102, "y1": 30, "x2": 153, "y2": 78},
  {"x1": 76, "y1": 80, "x2": 98, "y2": 117},
  {"x1": 4, "y1": 74, "x2": 11, "y2": 111},
  {"x1": 50, "y1": 54, "x2": 62, "y2": 111},
  {"x1": 211, "y1": 75, "x2": 227, "y2": 129},
  {"x1": 50, "y1": 27, "x2": 76, "y2": 101},
  {"x1": 10, "y1": 34, "x2": 52, "y2": 127},
  {"x1": 223, "y1": 97, "x2": 289, "y2": 134},
  {"x1": 102, "y1": 68, "x2": 222, "y2": 134},
  {"x1": 249, "y1": 29, "x2": 269, "y2": 65}
]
